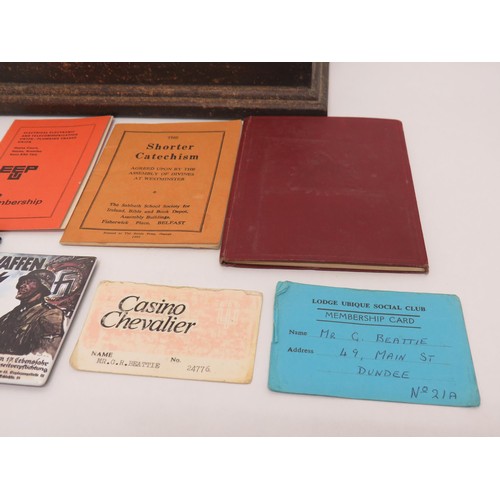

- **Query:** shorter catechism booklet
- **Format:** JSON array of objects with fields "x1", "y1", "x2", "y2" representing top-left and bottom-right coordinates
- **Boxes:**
[
  {"x1": 269, "y1": 281, "x2": 480, "y2": 407},
  {"x1": 61, "y1": 120, "x2": 242, "y2": 248},
  {"x1": 70, "y1": 281, "x2": 263, "y2": 383},
  {"x1": 0, "y1": 253, "x2": 97, "y2": 386},
  {"x1": 0, "y1": 116, "x2": 112, "y2": 230}
]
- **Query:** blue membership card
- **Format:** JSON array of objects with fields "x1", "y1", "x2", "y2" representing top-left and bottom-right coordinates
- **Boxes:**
[{"x1": 269, "y1": 281, "x2": 480, "y2": 407}]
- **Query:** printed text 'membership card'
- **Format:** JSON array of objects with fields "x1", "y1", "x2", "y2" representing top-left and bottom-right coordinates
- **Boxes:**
[{"x1": 269, "y1": 281, "x2": 480, "y2": 407}]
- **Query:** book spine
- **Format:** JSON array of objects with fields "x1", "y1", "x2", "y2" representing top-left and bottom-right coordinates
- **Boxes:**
[{"x1": 219, "y1": 116, "x2": 253, "y2": 263}]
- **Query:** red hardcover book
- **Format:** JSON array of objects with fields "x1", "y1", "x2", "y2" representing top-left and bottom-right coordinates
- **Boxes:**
[{"x1": 220, "y1": 116, "x2": 428, "y2": 273}]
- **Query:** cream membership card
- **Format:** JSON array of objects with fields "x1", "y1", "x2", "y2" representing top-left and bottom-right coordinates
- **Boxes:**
[{"x1": 70, "y1": 281, "x2": 262, "y2": 383}]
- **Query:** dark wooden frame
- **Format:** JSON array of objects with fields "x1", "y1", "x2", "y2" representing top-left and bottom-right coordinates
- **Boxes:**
[{"x1": 0, "y1": 63, "x2": 328, "y2": 118}]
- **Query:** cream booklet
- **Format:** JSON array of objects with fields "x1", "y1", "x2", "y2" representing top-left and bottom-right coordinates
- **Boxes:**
[{"x1": 70, "y1": 281, "x2": 262, "y2": 383}]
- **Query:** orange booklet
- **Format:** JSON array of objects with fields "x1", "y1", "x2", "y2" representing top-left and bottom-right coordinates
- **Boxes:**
[
  {"x1": 0, "y1": 116, "x2": 113, "y2": 230},
  {"x1": 61, "y1": 120, "x2": 242, "y2": 248}
]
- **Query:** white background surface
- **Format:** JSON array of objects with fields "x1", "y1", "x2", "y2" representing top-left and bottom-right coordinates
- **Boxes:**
[{"x1": 1, "y1": 63, "x2": 499, "y2": 437}]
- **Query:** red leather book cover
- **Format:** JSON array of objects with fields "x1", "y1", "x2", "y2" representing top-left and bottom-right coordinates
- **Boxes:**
[{"x1": 220, "y1": 116, "x2": 428, "y2": 273}]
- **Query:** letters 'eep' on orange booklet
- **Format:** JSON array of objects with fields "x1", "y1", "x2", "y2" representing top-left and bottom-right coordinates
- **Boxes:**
[
  {"x1": 61, "y1": 120, "x2": 242, "y2": 248},
  {"x1": 0, "y1": 116, "x2": 113, "y2": 230}
]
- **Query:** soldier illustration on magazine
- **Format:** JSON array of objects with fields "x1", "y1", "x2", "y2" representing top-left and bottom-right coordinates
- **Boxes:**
[
  {"x1": 0, "y1": 253, "x2": 96, "y2": 386},
  {"x1": 0, "y1": 269, "x2": 64, "y2": 358}
]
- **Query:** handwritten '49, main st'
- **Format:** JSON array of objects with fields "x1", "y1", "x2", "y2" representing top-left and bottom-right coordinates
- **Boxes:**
[{"x1": 310, "y1": 303, "x2": 450, "y2": 384}]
